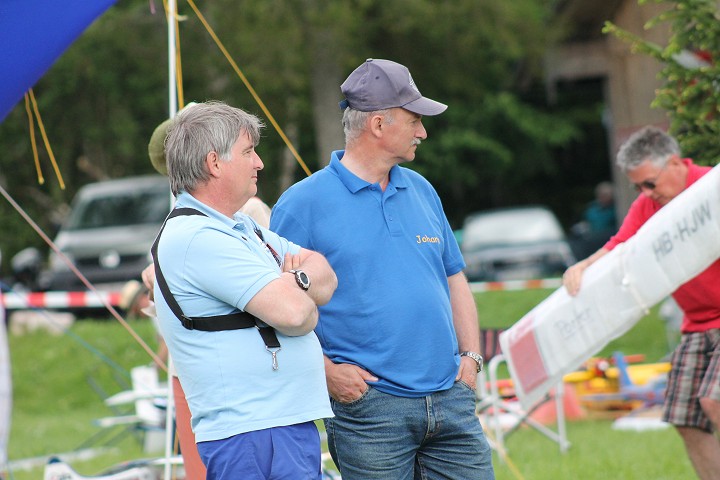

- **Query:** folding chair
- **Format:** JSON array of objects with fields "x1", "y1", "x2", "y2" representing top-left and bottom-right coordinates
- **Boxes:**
[
  {"x1": 475, "y1": 327, "x2": 570, "y2": 457},
  {"x1": 89, "y1": 365, "x2": 168, "y2": 452}
]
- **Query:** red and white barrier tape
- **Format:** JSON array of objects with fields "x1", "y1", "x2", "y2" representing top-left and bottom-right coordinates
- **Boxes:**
[
  {"x1": 0, "y1": 279, "x2": 561, "y2": 310},
  {"x1": 468, "y1": 278, "x2": 562, "y2": 293},
  {"x1": 0, "y1": 291, "x2": 122, "y2": 310}
]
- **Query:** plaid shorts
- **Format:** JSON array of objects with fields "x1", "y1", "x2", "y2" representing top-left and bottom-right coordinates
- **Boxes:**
[{"x1": 662, "y1": 328, "x2": 720, "y2": 432}]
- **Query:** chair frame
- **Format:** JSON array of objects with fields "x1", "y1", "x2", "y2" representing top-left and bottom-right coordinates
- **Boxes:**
[{"x1": 476, "y1": 328, "x2": 570, "y2": 457}]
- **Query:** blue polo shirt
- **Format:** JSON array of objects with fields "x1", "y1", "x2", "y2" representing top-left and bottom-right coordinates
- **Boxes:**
[
  {"x1": 271, "y1": 151, "x2": 465, "y2": 397},
  {"x1": 154, "y1": 192, "x2": 332, "y2": 442}
]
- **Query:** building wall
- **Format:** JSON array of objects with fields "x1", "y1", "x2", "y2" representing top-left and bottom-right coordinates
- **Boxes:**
[
  {"x1": 605, "y1": 2, "x2": 670, "y2": 215},
  {"x1": 545, "y1": 0, "x2": 671, "y2": 218}
]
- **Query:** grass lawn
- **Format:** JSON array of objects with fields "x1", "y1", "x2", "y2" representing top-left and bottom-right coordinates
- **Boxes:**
[{"x1": 4, "y1": 288, "x2": 695, "y2": 479}]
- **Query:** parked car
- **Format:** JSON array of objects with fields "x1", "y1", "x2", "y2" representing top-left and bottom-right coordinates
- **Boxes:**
[
  {"x1": 460, "y1": 206, "x2": 576, "y2": 282},
  {"x1": 39, "y1": 175, "x2": 172, "y2": 291}
]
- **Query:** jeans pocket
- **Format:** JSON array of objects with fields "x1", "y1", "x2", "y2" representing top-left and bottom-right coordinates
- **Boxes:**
[{"x1": 456, "y1": 379, "x2": 476, "y2": 394}]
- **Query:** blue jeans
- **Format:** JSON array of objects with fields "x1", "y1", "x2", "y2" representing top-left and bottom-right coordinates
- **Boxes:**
[{"x1": 325, "y1": 381, "x2": 494, "y2": 480}]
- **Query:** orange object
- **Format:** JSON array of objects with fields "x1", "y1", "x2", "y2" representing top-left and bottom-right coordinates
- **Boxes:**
[
  {"x1": 174, "y1": 376, "x2": 207, "y2": 480},
  {"x1": 529, "y1": 383, "x2": 586, "y2": 424}
]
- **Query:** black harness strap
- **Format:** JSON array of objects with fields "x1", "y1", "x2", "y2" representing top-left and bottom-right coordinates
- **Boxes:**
[{"x1": 151, "y1": 208, "x2": 280, "y2": 352}]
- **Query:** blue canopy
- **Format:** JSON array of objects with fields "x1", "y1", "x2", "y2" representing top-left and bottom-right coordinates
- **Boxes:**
[{"x1": 0, "y1": 0, "x2": 117, "y2": 122}]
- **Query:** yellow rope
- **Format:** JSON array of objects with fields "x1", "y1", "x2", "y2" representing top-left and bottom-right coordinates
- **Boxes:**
[
  {"x1": 28, "y1": 89, "x2": 65, "y2": 189},
  {"x1": 0, "y1": 183, "x2": 167, "y2": 373},
  {"x1": 24, "y1": 93, "x2": 44, "y2": 185},
  {"x1": 174, "y1": 8, "x2": 185, "y2": 108},
  {"x1": 480, "y1": 420, "x2": 526, "y2": 480},
  {"x1": 183, "y1": 0, "x2": 312, "y2": 177}
]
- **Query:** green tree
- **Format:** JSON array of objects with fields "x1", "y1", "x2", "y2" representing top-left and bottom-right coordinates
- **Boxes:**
[
  {"x1": 604, "y1": 0, "x2": 720, "y2": 164},
  {"x1": 0, "y1": 0, "x2": 168, "y2": 277},
  {"x1": 0, "y1": 0, "x2": 584, "y2": 276}
]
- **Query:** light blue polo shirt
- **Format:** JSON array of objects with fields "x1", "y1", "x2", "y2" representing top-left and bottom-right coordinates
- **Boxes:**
[
  {"x1": 154, "y1": 192, "x2": 332, "y2": 442},
  {"x1": 271, "y1": 151, "x2": 465, "y2": 397}
]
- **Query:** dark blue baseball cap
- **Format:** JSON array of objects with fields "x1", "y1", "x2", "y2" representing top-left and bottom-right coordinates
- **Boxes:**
[{"x1": 339, "y1": 59, "x2": 447, "y2": 116}]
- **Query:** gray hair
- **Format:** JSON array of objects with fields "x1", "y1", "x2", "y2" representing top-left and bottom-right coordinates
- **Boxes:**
[
  {"x1": 165, "y1": 101, "x2": 264, "y2": 195},
  {"x1": 342, "y1": 107, "x2": 393, "y2": 145},
  {"x1": 616, "y1": 126, "x2": 680, "y2": 173}
]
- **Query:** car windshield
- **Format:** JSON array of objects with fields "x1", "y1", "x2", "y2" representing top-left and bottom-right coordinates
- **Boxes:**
[
  {"x1": 462, "y1": 208, "x2": 565, "y2": 251},
  {"x1": 65, "y1": 188, "x2": 170, "y2": 230}
]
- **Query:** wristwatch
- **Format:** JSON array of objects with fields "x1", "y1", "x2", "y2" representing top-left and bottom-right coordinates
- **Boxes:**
[
  {"x1": 460, "y1": 351, "x2": 484, "y2": 372},
  {"x1": 289, "y1": 269, "x2": 311, "y2": 291}
]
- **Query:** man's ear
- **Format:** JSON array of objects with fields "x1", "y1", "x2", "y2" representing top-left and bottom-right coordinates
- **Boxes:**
[
  {"x1": 668, "y1": 154, "x2": 683, "y2": 166},
  {"x1": 369, "y1": 114, "x2": 385, "y2": 138},
  {"x1": 205, "y1": 151, "x2": 222, "y2": 178}
]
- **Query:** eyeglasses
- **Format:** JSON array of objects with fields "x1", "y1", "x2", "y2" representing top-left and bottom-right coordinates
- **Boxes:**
[{"x1": 632, "y1": 164, "x2": 667, "y2": 193}]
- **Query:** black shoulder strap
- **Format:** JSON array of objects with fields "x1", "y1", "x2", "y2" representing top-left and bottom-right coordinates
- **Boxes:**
[{"x1": 151, "y1": 208, "x2": 280, "y2": 349}]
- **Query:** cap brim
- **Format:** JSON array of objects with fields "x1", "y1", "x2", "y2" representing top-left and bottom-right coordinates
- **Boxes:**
[{"x1": 402, "y1": 96, "x2": 447, "y2": 116}]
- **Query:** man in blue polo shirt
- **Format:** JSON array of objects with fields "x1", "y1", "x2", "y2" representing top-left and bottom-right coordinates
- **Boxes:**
[
  {"x1": 271, "y1": 59, "x2": 494, "y2": 480},
  {"x1": 153, "y1": 101, "x2": 337, "y2": 479}
]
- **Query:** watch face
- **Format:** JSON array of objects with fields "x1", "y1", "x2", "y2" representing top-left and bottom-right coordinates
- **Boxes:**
[{"x1": 293, "y1": 270, "x2": 310, "y2": 290}]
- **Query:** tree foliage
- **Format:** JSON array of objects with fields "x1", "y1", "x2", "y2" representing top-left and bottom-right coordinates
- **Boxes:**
[
  {"x1": 604, "y1": 0, "x2": 720, "y2": 164},
  {"x1": 0, "y1": 0, "x2": 587, "y2": 276}
]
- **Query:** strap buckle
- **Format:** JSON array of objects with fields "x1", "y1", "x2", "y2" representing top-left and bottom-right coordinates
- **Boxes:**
[
  {"x1": 181, "y1": 315, "x2": 194, "y2": 330},
  {"x1": 266, "y1": 346, "x2": 281, "y2": 371}
]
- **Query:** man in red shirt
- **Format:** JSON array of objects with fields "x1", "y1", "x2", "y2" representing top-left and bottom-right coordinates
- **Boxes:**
[{"x1": 563, "y1": 126, "x2": 720, "y2": 480}]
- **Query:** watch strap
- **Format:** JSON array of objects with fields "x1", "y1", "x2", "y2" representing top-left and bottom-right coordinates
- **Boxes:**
[{"x1": 460, "y1": 351, "x2": 484, "y2": 372}]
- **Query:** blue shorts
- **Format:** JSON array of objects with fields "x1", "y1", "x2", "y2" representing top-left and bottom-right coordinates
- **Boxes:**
[{"x1": 196, "y1": 421, "x2": 322, "y2": 480}]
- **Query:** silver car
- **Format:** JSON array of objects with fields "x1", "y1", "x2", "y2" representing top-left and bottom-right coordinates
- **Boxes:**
[
  {"x1": 41, "y1": 175, "x2": 172, "y2": 291},
  {"x1": 461, "y1": 206, "x2": 576, "y2": 282}
]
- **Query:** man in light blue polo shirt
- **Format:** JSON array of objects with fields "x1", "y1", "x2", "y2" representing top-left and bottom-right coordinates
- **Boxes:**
[
  {"x1": 153, "y1": 101, "x2": 337, "y2": 480},
  {"x1": 271, "y1": 59, "x2": 494, "y2": 479}
]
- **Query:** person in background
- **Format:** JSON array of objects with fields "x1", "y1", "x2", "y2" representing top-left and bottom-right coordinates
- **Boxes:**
[
  {"x1": 563, "y1": 126, "x2": 720, "y2": 480},
  {"x1": 151, "y1": 101, "x2": 337, "y2": 479},
  {"x1": 240, "y1": 196, "x2": 271, "y2": 228},
  {"x1": 271, "y1": 59, "x2": 494, "y2": 480},
  {"x1": 118, "y1": 280, "x2": 151, "y2": 320},
  {"x1": 584, "y1": 181, "x2": 617, "y2": 234},
  {"x1": 570, "y1": 181, "x2": 618, "y2": 259}
]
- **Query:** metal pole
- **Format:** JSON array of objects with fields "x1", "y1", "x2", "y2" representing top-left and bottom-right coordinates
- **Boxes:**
[
  {"x1": 164, "y1": 3, "x2": 178, "y2": 477},
  {"x1": 167, "y1": 0, "x2": 178, "y2": 118}
]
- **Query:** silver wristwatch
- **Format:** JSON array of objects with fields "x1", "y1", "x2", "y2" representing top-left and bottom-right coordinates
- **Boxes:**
[
  {"x1": 289, "y1": 269, "x2": 310, "y2": 291},
  {"x1": 460, "y1": 351, "x2": 484, "y2": 372}
]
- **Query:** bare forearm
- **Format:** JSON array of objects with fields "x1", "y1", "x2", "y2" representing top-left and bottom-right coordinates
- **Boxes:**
[
  {"x1": 274, "y1": 300, "x2": 318, "y2": 336},
  {"x1": 449, "y1": 272, "x2": 480, "y2": 353},
  {"x1": 297, "y1": 251, "x2": 338, "y2": 305}
]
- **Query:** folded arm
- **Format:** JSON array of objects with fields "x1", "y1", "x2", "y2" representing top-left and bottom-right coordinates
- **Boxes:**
[{"x1": 244, "y1": 248, "x2": 337, "y2": 336}]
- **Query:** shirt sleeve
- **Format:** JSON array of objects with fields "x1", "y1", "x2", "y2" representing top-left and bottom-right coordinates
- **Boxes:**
[
  {"x1": 604, "y1": 195, "x2": 656, "y2": 251},
  {"x1": 183, "y1": 228, "x2": 280, "y2": 312},
  {"x1": 270, "y1": 201, "x2": 313, "y2": 250}
]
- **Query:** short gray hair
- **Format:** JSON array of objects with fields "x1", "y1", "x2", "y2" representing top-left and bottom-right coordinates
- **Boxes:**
[
  {"x1": 342, "y1": 107, "x2": 393, "y2": 145},
  {"x1": 616, "y1": 126, "x2": 680, "y2": 173},
  {"x1": 165, "y1": 101, "x2": 264, "y2": 195}
]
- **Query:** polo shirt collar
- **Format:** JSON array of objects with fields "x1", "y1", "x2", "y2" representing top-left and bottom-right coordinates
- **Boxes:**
[
  {"x1": 175, "y1": 191, "x2": 244, "y2": 229},
  {"x1": 329, "y1": 150, "x2": 409, "y2": 193}
]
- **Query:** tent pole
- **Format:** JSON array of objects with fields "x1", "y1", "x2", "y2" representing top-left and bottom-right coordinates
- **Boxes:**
[
  {"x1": 164, "y1": 3, "x2": 178, "y2": 478},
  {"x1": 167, "y1": 0, "x2": 178, "y2": 118}
]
